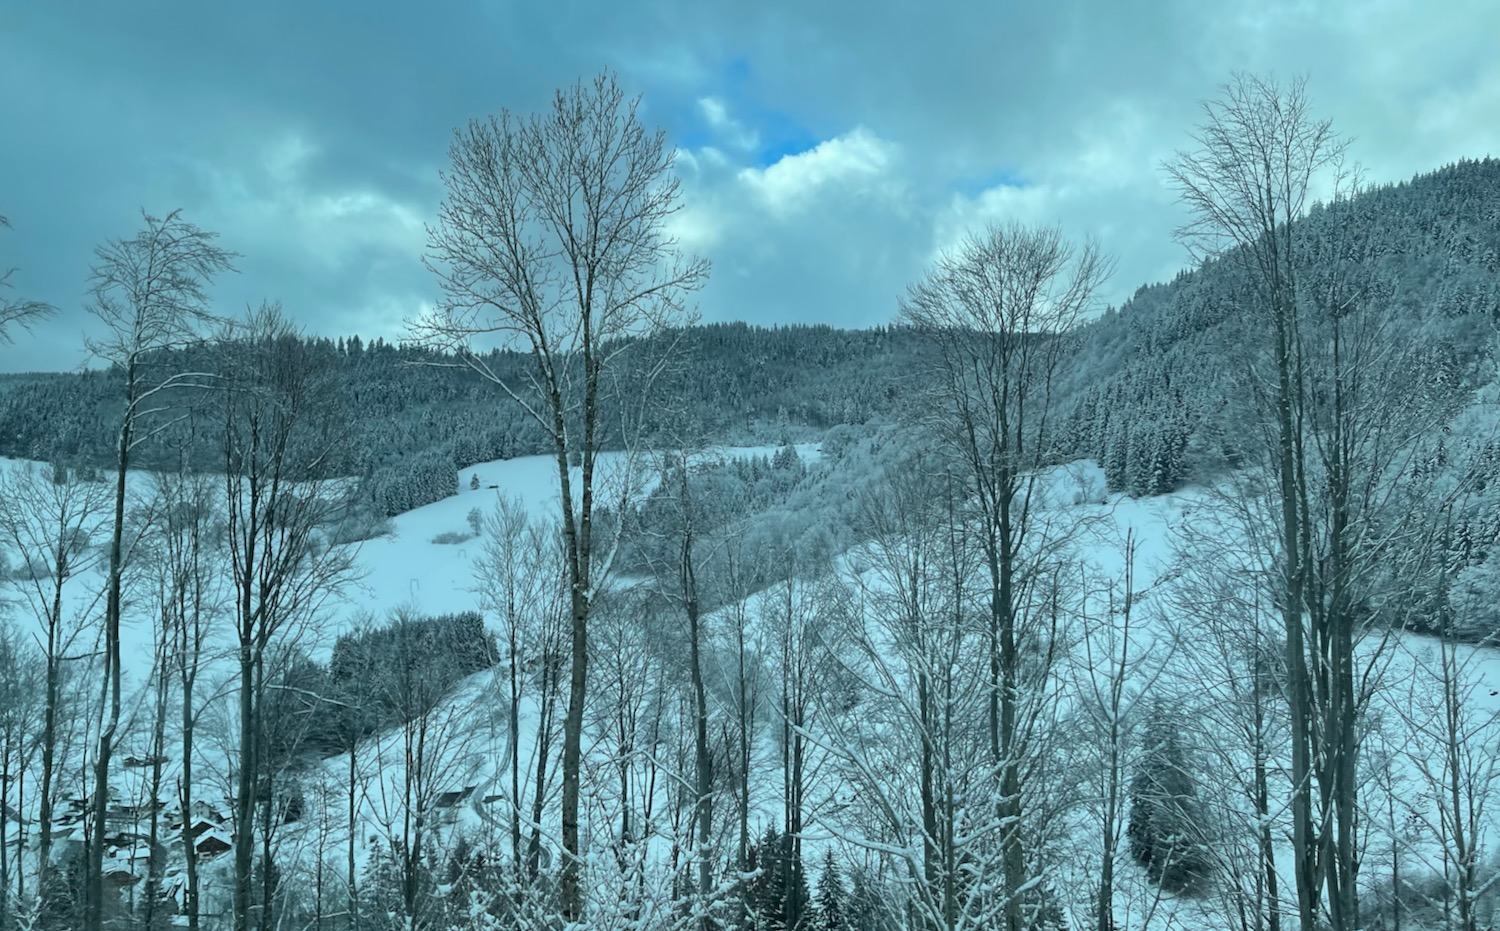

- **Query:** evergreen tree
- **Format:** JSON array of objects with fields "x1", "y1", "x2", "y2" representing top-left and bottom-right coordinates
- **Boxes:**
[
  {"x1": 811, "y1": 849, "x2": 846, "y2": 931},
  {"x1": 843, "y1": 867, "x2": 892, "y2": 931},
  {"x1": 749, "y1": 826, "x2": 788, "y2": 930},
  {"x1": 1127, "y1": 704, "x2": 1211, "y2": 894}
]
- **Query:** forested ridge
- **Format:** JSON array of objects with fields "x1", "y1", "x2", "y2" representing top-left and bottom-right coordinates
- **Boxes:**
[{"x1": 6, "y1": 158, "x2": 1497, "y2": 510}]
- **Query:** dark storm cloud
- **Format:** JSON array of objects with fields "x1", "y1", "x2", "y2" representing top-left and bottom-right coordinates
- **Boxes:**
[{"x1": 1, "y1": 0, "x2": 1496, "y2": 371}]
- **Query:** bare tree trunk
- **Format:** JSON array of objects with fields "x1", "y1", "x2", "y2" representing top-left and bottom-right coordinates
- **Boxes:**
[
  {"x1": 1253, "y1": 657, "x2": 1281, "y2": 931},
  {"x1": 901, "y1": 223, "x2": 1106, "y2": 931},
  {"x1": 88, "y1": 380, "x2": 133, "y2": 931},
  {"x1": 560, "y1": 563, "x2": 588, "y2": 921},
  {"x1": 260, "y1": 710, "x2": 276, "y2": 930},
  {"x1": 143, "y1": 649, "x2": 170, "y2": 931},
  {"x1": 38, "y1": 573, "x2": 65, "y2": 901},
  {"x1": 508, "y1": 619, "x2": 523, "y2": 881},
  {"x1": 1094, "y1": 551, "x2": 1134, "y2": 931},
  {"x1": 346, "y1": 734, "x2": 358, "y2": 929},
  {"x1": 1, "y1": 714, "x2": 11, "y2": 926},
  {"x1": 180, "y1": 604, "x2": 202, "y2": 931},
  {"x1": 669, "y1": 464, "x2": 716, "y2": 922},
  {"x1": 233, "y1": 641, "x2": 257, "y2": 931}
]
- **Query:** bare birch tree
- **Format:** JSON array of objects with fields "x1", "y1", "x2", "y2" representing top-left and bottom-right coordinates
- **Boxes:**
[
  {"x1": 900, "y1": 222, "x2": 1109, "y2": 931},
  {"x1": 1166, "y1": 73, "x2": 1461, "y2": 931},
  {"x1": 220, "y1": 306, "x2": 359, "y2": 931},
  {"x1": 0, "y1": 463, "x2": 110, "y2": 908},
  {"x1": 417, "y1": 72, "x2": 708, "y2": 919},
  {"x1": 82, "y1": 209, "x2": 236, "y2": 931}
]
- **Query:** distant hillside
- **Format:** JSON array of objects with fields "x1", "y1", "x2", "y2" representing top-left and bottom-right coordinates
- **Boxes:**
[
  {"x1": 5, "y1": 159, "x2": 1499, "y2": 511},
  {"x1": 0, "y1": 323, "x2": 924, "y2": 513},
  {"x1": 1056, "y1": 157, "x2": 1500, "y2": 495}
]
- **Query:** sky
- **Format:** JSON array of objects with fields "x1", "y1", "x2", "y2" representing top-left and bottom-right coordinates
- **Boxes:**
[{"x1": 1, "y1": 0, "x2": 1497, "y2": 373}]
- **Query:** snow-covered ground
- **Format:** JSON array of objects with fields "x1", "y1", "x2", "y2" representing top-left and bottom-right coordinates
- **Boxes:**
[{"x1": 4, "y1": 448, "x2": 1498, "y2": 928}]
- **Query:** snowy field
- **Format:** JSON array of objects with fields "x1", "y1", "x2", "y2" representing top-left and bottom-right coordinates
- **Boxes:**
[{"x1": 3, "y1": 449, "x2": 1498, "y2": 928}]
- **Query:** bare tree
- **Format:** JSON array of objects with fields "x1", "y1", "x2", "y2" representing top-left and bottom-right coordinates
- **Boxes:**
[
  {"x1": 219, "y1": 306, "x2": 359, "y2": 931},
  {"x1": 1066, "y1": 531, "x2": 1178, "y2": 931},
  {"x1": 764, "y1": 559, "x2": 841, "y2": 931},
  {"x1": 1164, "y1": 494, "x2": 1292, "y2": 931},
  {"x1": 0, "y1": 619, "x2": 43, "y2": 925},
  {"x1": 472, "y1": 497, "x2": 569, "y2": 891},
  {"x1": 1166, "y1": 73, "x2": 1459, "y2": 931},
  {"x1": 417, "y1": 72, "x2": 708, "y2": 919},
  {"x1": 82, "y1": 209, "x2": 236, "y2": 931},
  {"x1": 1165, "y1": 75, "x2": 1339, "y2": 931},
  {"x1": 814, "y1": 461, "x2": 996, "y2": 931},
  {"x1": 631, "y1": 448, "x2": 723, "y2": 926},
  {"x1": 0, "y1": 462, "x2": 110, "y2": 906},
  {"x1": 146, "y1": 464, "x2": 228, "y2": 931},
  {"x1": 1385, "y1": 553, "x2": 1500, "y2": 931},
  {"x1": 586, "y1": 590, "x2": 671, "y2": 917},
  {"x1": 0, "y1": 212, "x2": 54, "y2": 342},
  {"x1": 711, "y1": 539, "x2": 765, "y2": 889},
  {"x1": 900, "y1": 222, "x2": 1109, "y2": 931}
]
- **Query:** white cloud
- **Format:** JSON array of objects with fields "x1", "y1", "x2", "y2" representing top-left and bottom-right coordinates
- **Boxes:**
[
  {"x1": 737, "y1": 127, "x2": 899, "y2": 216},
  {"x1": 697, "y1": 96, "x2": 759, "y2": 151},
  {"x1": 933, "y1": 183, "x2": 1061, "y2": 257}
]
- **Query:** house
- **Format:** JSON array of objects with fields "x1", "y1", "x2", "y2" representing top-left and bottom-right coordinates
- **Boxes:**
[
  {"x1": 104, "y1": 867, "x2": 140, "y2": 887},
  {"x1": 195, "y1": 829, "x2": 232, "y2": 858},
  {"x1": 433, "y1": 785, "x2": 478, "y2": 809},
  {"x1": 122, "y1": 754, "x2": 169, "y2": 769},
  {"x1": 186, "y1": 818, "x2": 222, "y2": 840},
  {"x1": 433, "y1": 785, "x2": 479, "y2": 825},
  {"x1": 104, "y1": 799, "x2": 165, "y2": 827}
]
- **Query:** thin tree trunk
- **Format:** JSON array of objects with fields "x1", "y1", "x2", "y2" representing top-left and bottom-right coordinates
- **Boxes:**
[
  {"x1": 346, "y1": 731, "x2": 357, "y2": 929},
  {"x1": 234, "y1": 642, "x2": 257, "y2": 931},
  {"x1": 681, "y1": 479, "x2": 714, "y2": 923},
  {"x1": 508, "y1": 610, "x2": 523, "y2": 880},
  {"x1": 1253, "y1": 661, "x2": 1280, "y2": 931},
  {"x1": 1272, "y1": 294, "x2": 1318, "y2": 931},
  {"x1": 38, "y1": 574, "x2": 65, "y2": 903},
  {"x1": 1, "y1": 729, "x2": 11, "y2": 928},
  {"x1": 555, "y1": 433, "x2": 588, "y2": 922},
  {"x1": 143, "y1": 649, "x2": 169, "y2": 931},
  {"x1": 88, "y1": 363, "x2": 135, "y2": 931},
  {"x1": 527, "y1": 656, "x2": 555, "y2": 884},
  {"x1": 260, "y1": 745, "x2": 275, "y2": 931}
]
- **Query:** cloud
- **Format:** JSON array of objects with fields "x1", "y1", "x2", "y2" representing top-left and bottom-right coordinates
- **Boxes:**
[
  {"x1": 2, "y1": 0, "x2": 1498, "y2": 369},
  {"x1": 738, "y1": 128, "x2": 900, "y2": 217},
  {"x1": 188, "y1": 133, "x2": 427, "y2": 274},
  {"x1": 697, "y1": 97, "x2": 760, "y2": 152}
]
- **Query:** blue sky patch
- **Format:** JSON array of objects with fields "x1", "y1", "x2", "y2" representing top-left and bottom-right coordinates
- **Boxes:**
[{"x1": 954, "y1": 167, "x2": 1030, "y2": 198}]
